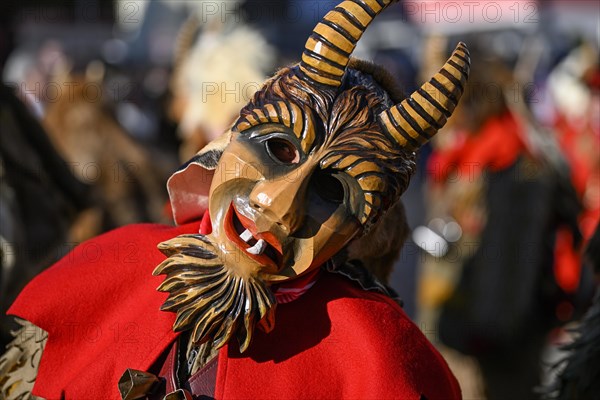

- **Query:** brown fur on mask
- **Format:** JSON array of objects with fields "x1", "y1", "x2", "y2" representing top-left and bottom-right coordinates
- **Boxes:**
[{"x1": 347, "y1": 200, "x2": 410, "y2": 284}]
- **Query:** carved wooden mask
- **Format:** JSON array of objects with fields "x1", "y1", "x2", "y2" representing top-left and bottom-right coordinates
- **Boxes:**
[
  {"x1": 208, "y1": 0, "x2": 470, "y2": 283},
  {"x1": 157, "y1": 0, "x2": 470, "y2": 352}
]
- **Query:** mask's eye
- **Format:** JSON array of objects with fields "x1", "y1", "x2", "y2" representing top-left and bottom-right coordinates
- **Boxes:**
[
  {"x1": 312, "y1": 170, "x2": 345, "y2": 204},
  {"x1": 266, "y1": 138, "x2": 300, "y2": 164}
]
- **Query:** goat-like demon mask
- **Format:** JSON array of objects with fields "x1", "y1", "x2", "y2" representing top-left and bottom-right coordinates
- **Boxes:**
[{"x1": 156, "y1": 0, "x2": 470, "y2": 352}]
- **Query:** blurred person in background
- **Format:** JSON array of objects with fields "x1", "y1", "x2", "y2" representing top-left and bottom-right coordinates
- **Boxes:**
[
  {"x1": 1, "y1": 1, "x2": 190, "y2": 241},
  {"x1": 540, "y1": 41, "x2": 600, "y2": 400},
  {"x1": 168, "y1": 1, "x2": 276, "y2": 162},
  {"x1": 42, "y1": 61, "x2": 170, "y2": 241},
  {"x1": 420, "y1": 46, "x2": 589, "y2": 399},
  {"x1": 0, "y1": 83, "x2": 90, "y2": 348},
  {"x1": 546, "y1": 42, "x2": 600, "y2": 242},
  {"x1": 546, "y1": 222, "x2": 600, "y2": 400},
  {"x1": 0, "y1": 0, "x2": 182, "y2": 347}
]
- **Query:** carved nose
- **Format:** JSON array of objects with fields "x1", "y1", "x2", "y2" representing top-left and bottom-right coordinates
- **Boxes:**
[{"x1": 249, "y1": 172, "x2": 309, "y2": 234}]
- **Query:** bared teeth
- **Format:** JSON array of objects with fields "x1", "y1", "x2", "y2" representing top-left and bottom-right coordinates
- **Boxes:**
[
  {"x1": 246, "y1": 239, "x2": 267, "y2": 255},
  {"x1": 240, "y1": 229, "x2": 253, "y2": 243}
]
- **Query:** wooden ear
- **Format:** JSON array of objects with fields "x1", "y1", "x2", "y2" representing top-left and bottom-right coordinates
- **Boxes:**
[{"x1": 167, "y1": 131, "x2": 232, "y2": 225}]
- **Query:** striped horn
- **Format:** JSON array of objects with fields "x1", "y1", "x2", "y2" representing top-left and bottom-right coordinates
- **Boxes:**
[
  {"x1": 300, "y1": 0, "x2": 397, "y2": 87},
  {"x1": 378, "y1": 42, "x2": 471, "y2": 151}
]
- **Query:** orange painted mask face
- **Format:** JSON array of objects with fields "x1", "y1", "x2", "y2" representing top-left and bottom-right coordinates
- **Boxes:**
[{"x1": 208, "y1": 99, "x2": 366, "y2": 283}]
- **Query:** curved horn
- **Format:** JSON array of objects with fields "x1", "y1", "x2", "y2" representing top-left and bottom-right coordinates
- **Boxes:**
[
  {"x1": 300, "y1": 0, "x2": 398, "y2": 87},
  {"x1": 378, "y1": 42, "x2": 471, "y2": 151}
]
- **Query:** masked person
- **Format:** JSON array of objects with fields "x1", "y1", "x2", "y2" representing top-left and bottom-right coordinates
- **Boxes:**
[{"x1": 0, "y1": 1, "x2": 470, "y2": 398}]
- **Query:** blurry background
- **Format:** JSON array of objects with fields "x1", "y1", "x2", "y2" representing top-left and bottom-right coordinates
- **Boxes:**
[{"x1": 0, "y1": 1, "x2": 598, "y2": 399}]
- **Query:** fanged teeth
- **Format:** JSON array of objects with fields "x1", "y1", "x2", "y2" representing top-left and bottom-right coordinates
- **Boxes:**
[
  {"x1": 240, "y1": 229, "x2": 253, "y2": 243},
  {"x1": 246, "y1": 239, "x2": 267, "y2": 255},
  {"x1": 238, "y1": 226, "x2": 267, "y2": 256}
]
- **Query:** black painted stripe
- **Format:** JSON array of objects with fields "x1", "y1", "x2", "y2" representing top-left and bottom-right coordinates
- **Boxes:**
[
  {"x1": 302, "y1": 57, "x2": 345, "y2": 77},
  {"x1": 340, "y1": 146, "x2": 397, "y2": 160},
  {"x1": 241, "y1": 116, "x2": 256, "y2": 129},
  {"x1": 354, "y1": 170, "x2": 388, "y2": 181},
  {"x1": 234, "y1": 117, "x2": 248, "y2": 130},
  {"x1": 337, "y1": 156, "x2": 372, "y2": 171},
  {"x1": 301, "y1": 62, "x2": 344, "y2": 80},
  {"x1": 304, "y1": 49, "x2": 347, "y2": 70},
  {"x1": 251, "y1": 110, "x2": 263, "y2": 123},
  {"x1": 375, "y1": 0, "x2": 388, "y2": 9},
  {"x1": 283, "y1": 101, "x2": 295, "y2": 128},
  {"x1": 272, "y1": 101, "x2": 286, "y2": 126},
  {"x1": 297, "y1": 106, "x2": 306, "y2": 141},
  {"x1": 355, "y1": 0, "x2": 377, "y2": 18},
  {"x1": 417, "y1": 87, "x2": 452, "y2": 118},
  {"x1": 334, "y1": 6, "x2": 365, "y2": 29},
  {"x1": 448, "y1": 59, "x2": 469, "y2": 76},
  {"x1": 379, "y1": 115, "x2": 401, "y2": 144},
  {"x1": 348, "y1": 135, "x2": 383, "y2": 152},
  {"x1": 454, "y1": 52, "x2": 470, "y2": 66},
  {"x1": 289, "y1": 102, "x2": 300, "y2": 133},
  {"x1": 396, "y1": 105, "x2": 429, "y2": 140},
  {"x1": 310, "y1": 32, "x2": 351, "y2": 58},
  {"x1": 298, "y1": 69, "x2": 337, "y2": 88},
  {"x1": 321, "y1": 154, "x2": 343, "y2": 169},
  {"x1": 321, "y1": 19, "x2": 358, "y2": 44},
  {"x1": 364, "y1": 191, "x2": 383, "y2": 206},
  {"x1": 266, "y1": 107, "x2": 279, "y2": 123},
  {"x1": 430, "y1": 77, "x2": 458, "y2": 106},
  {"x1": 439, "y1": 68, "x2": 464, "y2": 93},
  {"x1": 381, "y1": 112, "x2": 420, "y2": 149},
  {"x1": 407, "y1": 97, "x2": 442, "y2": 133}
]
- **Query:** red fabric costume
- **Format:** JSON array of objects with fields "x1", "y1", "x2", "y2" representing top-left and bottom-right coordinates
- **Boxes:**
[{"x1": 8, "y1": 220, "x2": 460, "y2": 399}]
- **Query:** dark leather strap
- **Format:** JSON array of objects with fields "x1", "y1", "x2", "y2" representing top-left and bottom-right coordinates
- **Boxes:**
[
  {"x1": 157, "y1": 340, "x2": 218, "y2": 399},
  {"x1": 186, "y1": 357, "x2": 217, "y2": 398},
  {"x1": 158, "y1": 341, "x2": 178, "y2": 394}
]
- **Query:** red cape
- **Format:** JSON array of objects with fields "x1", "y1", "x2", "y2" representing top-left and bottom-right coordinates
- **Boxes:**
[{"x1": 9, "y1": 222, "x2": 460, "y2": 399}]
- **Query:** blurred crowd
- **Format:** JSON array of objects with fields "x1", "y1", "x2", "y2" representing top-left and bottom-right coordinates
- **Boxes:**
[{"x1": 0, "y1": 1, "x2": 599, "y2": 399}]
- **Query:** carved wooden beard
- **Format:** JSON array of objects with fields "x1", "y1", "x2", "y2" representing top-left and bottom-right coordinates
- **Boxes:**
[
  {"x1": 157, "y1": 0, "x2": 470, "y2": 353},
  {"x1": 153, "y1": 234, "x2": 275, "y2": 352}
]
